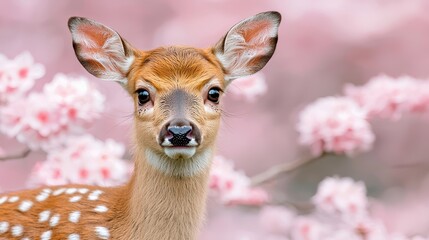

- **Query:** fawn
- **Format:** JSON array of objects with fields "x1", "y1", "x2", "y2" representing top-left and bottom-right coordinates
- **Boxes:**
[{"x1": 0, "y1": 11, "x2": 281, "y2": 240}]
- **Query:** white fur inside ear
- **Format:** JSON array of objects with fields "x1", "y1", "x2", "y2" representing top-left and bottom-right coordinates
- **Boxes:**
[
  {"x1": 69, "y1": 18, "x2": 134, "y2": 83},
  {"x1": 215, "y1": 12, "x2": 280, "y2": 80}
]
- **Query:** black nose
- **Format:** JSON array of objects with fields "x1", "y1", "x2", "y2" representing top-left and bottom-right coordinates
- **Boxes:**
[
  {"x1": 158, "y1": 118, "x2": 201, "y2": 147},
  {"x1": 168, "y1": 126, "x2": 192, "y2": 136},
  {"x1": 168, "y1": 126, "x2": 192, "y2": 146}
]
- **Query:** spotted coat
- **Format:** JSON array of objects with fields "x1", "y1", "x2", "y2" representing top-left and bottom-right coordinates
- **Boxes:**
[{"x1": 0, "y1": 185, "x2": 117, "y2": 240}]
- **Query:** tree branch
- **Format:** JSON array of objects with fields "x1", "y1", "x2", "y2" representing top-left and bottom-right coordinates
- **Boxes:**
[
  {"x1": 0, "y1": 147, "x2": 31, "y2": 161},
  {"x1": 251, "y1": 154, "x2": 323, "y2": 186},
  {"x1": 276, "y1": 199, "x2": 315, "y2": 214}
]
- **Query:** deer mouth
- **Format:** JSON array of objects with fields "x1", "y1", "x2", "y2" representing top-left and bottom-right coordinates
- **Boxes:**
[
  {"x1": 163, "y1": 146, "x2": 197, "y2": 159},
  {"x1": 161, "y1": 137, "x2": 199, "y2": 147},
  {"x1": 161, "y1": 137, "x2": 199, "y2": 159}
]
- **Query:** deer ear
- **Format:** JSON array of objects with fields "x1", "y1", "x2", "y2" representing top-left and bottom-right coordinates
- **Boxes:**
[
  {"x1": 213, "y1": 11, "x2": 281, "y2": 81},
  {"x1": 68, "y1": 17, "x2": 135, "y2": 84}
]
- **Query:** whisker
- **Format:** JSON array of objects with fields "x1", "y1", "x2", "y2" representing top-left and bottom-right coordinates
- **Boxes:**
[
  {"x1": 114, "y1": 113, "x2": 134, "y2": 127},
  {"x1": 100, "y1": 111, "x2": 134, "y2": 129}
]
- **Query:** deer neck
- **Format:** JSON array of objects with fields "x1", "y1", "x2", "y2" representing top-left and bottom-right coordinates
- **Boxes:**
[{"x1": 116, "y1": 147, "x2": 213, "y2": 240}]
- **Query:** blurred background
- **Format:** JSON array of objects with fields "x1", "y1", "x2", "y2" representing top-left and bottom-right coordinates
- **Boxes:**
[{"x1": 2, "y1": 0, "x2": 429, "y2": 238}]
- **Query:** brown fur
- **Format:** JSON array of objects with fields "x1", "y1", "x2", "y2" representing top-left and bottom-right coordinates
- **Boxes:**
[
  {"x1": 0, "y1": 12, "x2": 280, "y2": 240},
  {"x1": 128, "y1": 47, "x2": 225, "y2": 154},
  {"x1": 112, "y1": 150, "x2": 212, "y2": 239},
  {"x1": 0, "y1": 185, "x2": 119, "y2": 239},
  {"x1": 0, "y1": 46, "x2": 224, "y2": 240},
  {"x1": 113, "y1": 47, "x2": 225, "y2": 240}
]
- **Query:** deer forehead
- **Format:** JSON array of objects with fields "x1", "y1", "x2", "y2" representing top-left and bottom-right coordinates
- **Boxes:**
[{"x1": 128, "y1": 46, "x2": 225, "y2": 93}]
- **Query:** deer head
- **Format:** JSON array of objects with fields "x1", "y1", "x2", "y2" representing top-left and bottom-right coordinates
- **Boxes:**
[{"x1": 68, "y1": 12, "x2": 281, "y2": 177}]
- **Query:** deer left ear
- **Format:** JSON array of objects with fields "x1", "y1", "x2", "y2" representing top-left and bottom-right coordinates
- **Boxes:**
[
  {"x1": 213, "y1": 11, "x2": 281, "y2": 81},
  {"x1": 68, "y1": 17, "x2": 136, "y2": 84}
]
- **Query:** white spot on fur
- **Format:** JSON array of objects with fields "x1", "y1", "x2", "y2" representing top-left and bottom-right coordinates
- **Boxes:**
[
  {"x1": 18, "y1": 200, "x2": 33, "y2": 212},
  {"x1": 8, "y1": 196, "x2": 19, "y2": 203},
  {"x1": 88, "y1": 190, "x2": 103, "y2": 201},
  {"x1": 42, "y1": 188, "x2": 52, "y2": 194},
  {"x1": 69, "y1": 211, "x2": 80, "y2": 223},
  {"x1": 39, "y1": 210, "x2": 51, "y2": 222},
  {"x1": 160, "y1": 138, "x2": 173, "y2": 147},
  {"x1": 53, "y1": 188, "x2": 66, "y2": 196},
  {"x1": 49, "y1": 213, "x2": 60, "y2": 227},
  {"x1": 66, "y1": 188, "x2": 77, "y2": 194},
  {"x1": 68, "y1": 233, "x2": 80, "y2": 240},
  {"x1": 41, "y1": 230, "x2": 52, "y2": 240},
  {"x1": 78, "y1": 188, "x2": 89, "y2": 194},
  {"x1": 69, "y1": 195, "x2": 82, "y2": 203},
  {"x1": 36, "y1": 189, "x2": 51, "y2": 202},
  {"x1": 95, "y1": 226, "x2": 110, "y2": 239},
  {"x1": 36, "y1": 192, "x2": 50, "y2": 202},
  {"x1": 0, "y1": 196, "x2": 7, "y2": 205},
  {"x1": 146, "y1": 148, "x2": 212, "y2": 177},
  {"x1": 11, "y1": 225, "x2": 23, "y2": 237},
  {"x1": 22, "y1": 238, "x2": 30, "y2": 240},
  {"x1": 0, "y1": 221, "x2": 9, "y2": 233},
  {"x1": 188, "y1": 138, "x2": 199, "y2": 147},
  {"x1": 94, "y1": 205, "x2": 108, "y2": 213}
]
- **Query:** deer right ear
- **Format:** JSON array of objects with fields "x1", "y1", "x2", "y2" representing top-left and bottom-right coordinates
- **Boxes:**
[
  {"x1": 68, "y1": 17, "x2": 135, "y2": 84},
  {"x1": 213, "y1": 11, "x2": 281, "y2": 81}
]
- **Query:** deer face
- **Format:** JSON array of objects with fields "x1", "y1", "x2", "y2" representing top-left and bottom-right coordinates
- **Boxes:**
[
  {"x1": 127, "y1": 47, "x2": 225, "y2": 161},
  {"x1": 68, "y1": 12, "x2": 280, "y2": 176}
]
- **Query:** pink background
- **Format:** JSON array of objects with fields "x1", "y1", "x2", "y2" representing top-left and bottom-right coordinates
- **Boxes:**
[{"x1": 2, "y1": 0, "x2": 429, "y2": 238}]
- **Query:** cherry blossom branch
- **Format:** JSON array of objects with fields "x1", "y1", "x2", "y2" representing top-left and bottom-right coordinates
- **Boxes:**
[
  {"x1": 264, "y1": 197, "x2": 315, "y2": 213},
  {"x1": 0, "y1": 147, "x2": 31, "y2": 161},
  {"x1": 251, "y1": 154, "x2": 325, "y2": 186}
]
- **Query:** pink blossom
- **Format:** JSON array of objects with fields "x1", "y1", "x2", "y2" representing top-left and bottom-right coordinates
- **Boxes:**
[
  {"x1": 29, "y1": 134, "x2": 132, "y2": 187},
  {"x1": 0, "y1": 97, "x2": 62, "y2": 150},
  {"x1": 24, "y1": 93, "x2": 62, "y2": 137},
  {"x1": 0, "y1": 73, "x2": 105, "y2": 150},
  {"x1": 297, "y1": 97, "x2": 375, "y2": 156},
  {"x1": 43, "y1": 73, "x2": 105, "y2": 122},
  {"x1": 290, "y1": 217, "x2": 328, "y2": 240},
  {"x1": 210, "y1": 156, "x2": 269, "y2": 205},
  {"x1": 280, "y1": 0, "x2": 422, "y2": 42},
  {"x1": 228, "y1": 72, "x2": 268, "y2": 102},
  {"x1": 259, "y1": 206, "x2": 295, "y2": 235},
  {"x1": 312, "y1": 176, "x2": 368, "y2": 219},
  {"x1": 411, "y1": 236, "x2": 429, "y2": 240},
  {"x1": 326, "y1": 229, "x2": 361, "y2": 240},
  {"x1": 345, "y1": 75, "x2": 429, "y2": 120},
  {"x1": 0, "y1": 97, "x2": 27, "y2": 136},
  {"x1": 348, "y1": 217, "x2": 389, "y2": 240},
  {"x1": 0, "y1": 52, "x2": 45, "y2": 104},
  {"x1": 253, "y1": 177, "x2": 412, "y2": 240}
]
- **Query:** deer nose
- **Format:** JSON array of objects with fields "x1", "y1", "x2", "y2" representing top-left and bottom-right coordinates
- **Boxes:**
[
  {"x1": 168, "y1": 125, "x2": 192, "y2": 137},
  {"x1": 167, "y1": 126, "x2": 192, "y2": 146},
  {"x1": 159, "y1": 119, "x2": 201, "y2": 147}
]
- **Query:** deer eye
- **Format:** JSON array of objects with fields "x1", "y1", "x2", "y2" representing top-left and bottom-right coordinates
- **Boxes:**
[
  {"x1": 207, "y1": 88, "x2": 221, "y2": 104},
  {"x1": 136, "y1": 89, "x2": 150, "y2": 105}
]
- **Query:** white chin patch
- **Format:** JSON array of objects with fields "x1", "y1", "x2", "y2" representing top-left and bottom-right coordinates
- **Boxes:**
[
  {"x1": 145, "y1": 148, "x2": 212, "y2": 177},
  {"x1": 164, "y1": 147, "x2": 197, "y2": 159}
]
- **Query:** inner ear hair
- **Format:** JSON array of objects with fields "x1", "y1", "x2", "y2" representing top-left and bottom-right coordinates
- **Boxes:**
[
  {"x1": 213, "y1": 11, "x2": 281, "y2": 81},
  {"x1": 68, "y1": 17, "x2": 136, "y2": 83}
]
